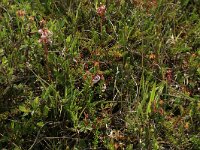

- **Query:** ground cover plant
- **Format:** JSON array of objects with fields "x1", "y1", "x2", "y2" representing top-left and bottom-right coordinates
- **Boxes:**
[{"x1": 0, "y1": 0, "x2": 200, "y2": 149}]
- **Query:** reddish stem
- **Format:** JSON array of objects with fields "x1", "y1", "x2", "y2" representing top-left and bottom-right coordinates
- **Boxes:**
[{"x1": 44, "y1": 43, "x2": 51, "y2": 81}]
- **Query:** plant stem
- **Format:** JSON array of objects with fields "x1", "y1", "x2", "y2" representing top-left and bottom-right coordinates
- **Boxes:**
[
  {"x1": 44, "y1": 43, "x2": 51, "y2": 81},
  {"x1": 100, "y1": 17, "x2": 102, "y2": 34}
]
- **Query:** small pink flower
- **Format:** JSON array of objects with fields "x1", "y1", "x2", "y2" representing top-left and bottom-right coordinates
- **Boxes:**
[
  {"x1": 38, "y1": 29, "x2": 43, "y2": 34},
  {"x1": 97, "y1": 5, "x2": 106, "y2": 17},
  {"x1": 38, "y1": 28, "x2": 52, "y2": 44},
  {"x1": 16, "y1": 10, "x2": 26, "y2": 17}
]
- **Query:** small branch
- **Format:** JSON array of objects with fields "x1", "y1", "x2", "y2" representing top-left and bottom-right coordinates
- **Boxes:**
[
  {"x1": 44, "y1": 136, "x2": 79, "y2": 140},
  {"x1": 28, "y1": 129, "x2": 41, "y2": 150}
]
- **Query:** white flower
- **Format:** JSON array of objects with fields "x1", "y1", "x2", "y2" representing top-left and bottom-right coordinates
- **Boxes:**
[{"x1": 92, "y1": 74, "x2": 101, "y2": 84}]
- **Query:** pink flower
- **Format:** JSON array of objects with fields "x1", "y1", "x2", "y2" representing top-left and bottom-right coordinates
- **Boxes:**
[
  {"x1": 97, "y1": 5, "x2": 106, "y2": 17},
  {"x1": 16, "y1": 10, "x2": 26, "y2": 17},
  {"x1": 38, "y1": 28, "x2": 52, "y2": 44}
]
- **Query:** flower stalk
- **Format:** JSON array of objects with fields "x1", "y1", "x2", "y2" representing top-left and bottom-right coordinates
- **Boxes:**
[
  {"x1": 38, "y1": 28, "x2": 53, "y2": 81},
  {"x1": 97, "y1": 5, "x2": 106, "y2": 34}
]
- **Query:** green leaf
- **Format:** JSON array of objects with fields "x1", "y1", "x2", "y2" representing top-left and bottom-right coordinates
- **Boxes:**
[
  {"x1": 181, "y1": 0, "x2": 190, "y2": 7},
  {"x1": 37, "y1": 121, "x2": 44, "y2": 127},
  {"x1": 2, "y1": 56, "x2": 8, "y2": 65},
  {"x1": 146, "y1": 83, "x2": 157, "y2": 118},
  {"x1": 14, "y1": 147, "x2": 21, "y2": 150},
  {"x1": 137, "y1": 103, "x2": 144, "y2": 119},
  {"x1": 66, "y1": 35, "x2": 71, "y2": 43},
  {"x1": 19, "y1": 105, "x2": 31, "y2": 113},
  {"x1": 43, "y1": 105, "x2": 49, "y2": 116},
  {"x1": 11, "y1": 121, "x2": 15, "y2": 129},
  {"x1": 197, "y1": 68, "x2": 200, "y2": 75},
  {"x1": 0, "y1": 49, "x2": 4, "y2": 56},
  {"x1": 32, "y1": 97, "x2": 39, "y2": 109}
]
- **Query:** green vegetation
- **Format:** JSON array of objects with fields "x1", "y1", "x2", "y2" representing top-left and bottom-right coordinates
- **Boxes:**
[{"x1": 0, "y1": 0, "x2": 200, "y2": 149}]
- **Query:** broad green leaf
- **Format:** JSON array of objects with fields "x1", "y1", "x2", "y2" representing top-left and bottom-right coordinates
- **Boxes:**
[
  {"x1": 32, "y1": 97, "x2": 39, "y2": 109},
  {"x1": 66, "y1": 35, "x2": 71, "y2": 43},
  {"x1": 19, "y1": 105, "x2": 31, "y2": 113},
  {"x1": 37, "y1": 121, "x2": 44, "y2": 127}
]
